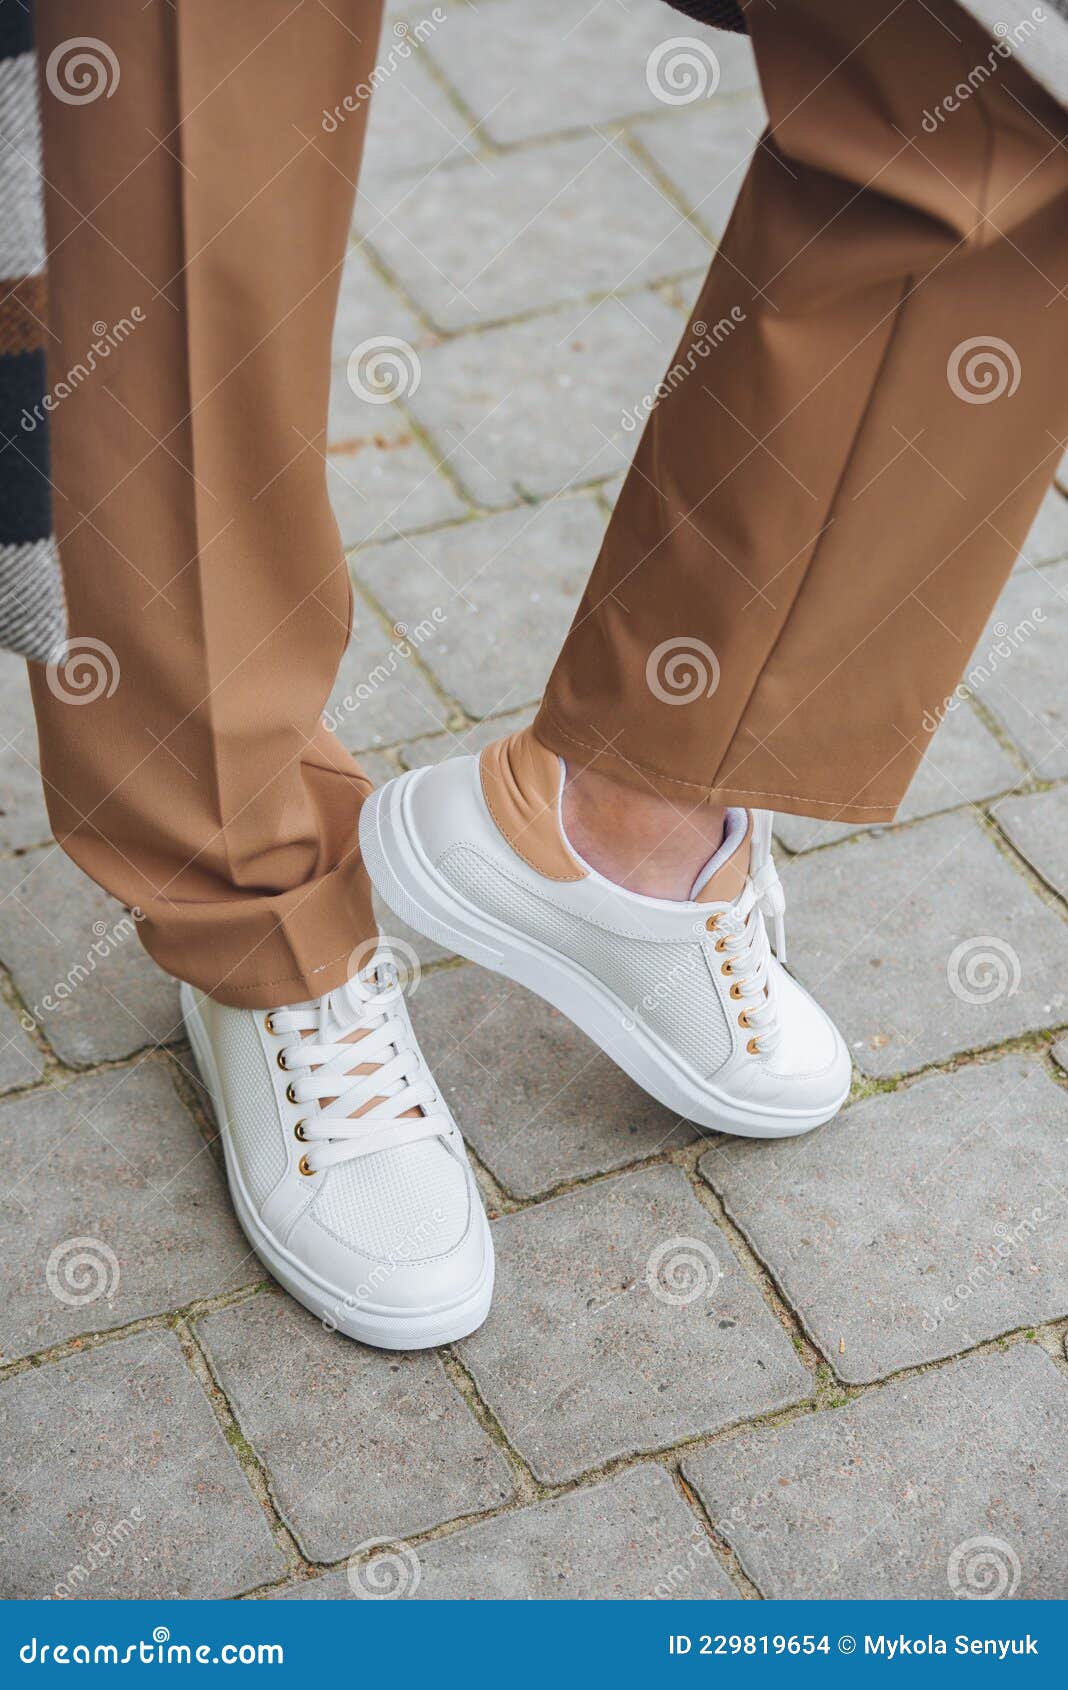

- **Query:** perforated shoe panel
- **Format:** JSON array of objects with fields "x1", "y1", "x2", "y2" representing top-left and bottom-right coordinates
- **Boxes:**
[
  {"x1": 309, "y1": 1139, "x2": 470, "y2": 1262},
  {"x1": 437, "y1": 844, "x2": 732, "y2": 1076}
]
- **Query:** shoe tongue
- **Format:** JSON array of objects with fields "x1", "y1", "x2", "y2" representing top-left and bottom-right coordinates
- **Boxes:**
[{"x1": 690, "y1": 808, "x2": 752, "y2": 904}]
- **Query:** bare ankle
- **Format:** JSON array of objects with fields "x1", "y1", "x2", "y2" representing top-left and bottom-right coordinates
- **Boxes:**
[{"x1": 562, "y1": 763, "x2": 727, "y2": 901}]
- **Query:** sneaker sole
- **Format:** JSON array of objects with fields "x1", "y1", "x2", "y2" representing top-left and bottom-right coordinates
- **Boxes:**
[
  {"x1": 360, "y1": 770, "x2": 849, "y2": 1140},
  {"x1": 180, "y1": 982, "x2": 495, "y2": 1349}
]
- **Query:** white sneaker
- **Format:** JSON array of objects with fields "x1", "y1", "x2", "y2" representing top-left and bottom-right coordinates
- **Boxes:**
[
  {"x1": 359, "y1": 730, "x2": 851, "y2": 1139},
  {"x1": 180, "y1": 954, "x2": 493, "y2": 1348}
]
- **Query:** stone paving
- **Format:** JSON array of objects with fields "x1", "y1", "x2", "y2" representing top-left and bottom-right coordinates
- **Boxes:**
[{"x1": 1, "y1": 0, "x2": 1066, "y2": 1603}]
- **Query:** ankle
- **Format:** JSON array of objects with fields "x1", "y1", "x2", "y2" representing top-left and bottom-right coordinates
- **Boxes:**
[{"x1": 562, "y1": 763, "x2": 726, "y2": 901}]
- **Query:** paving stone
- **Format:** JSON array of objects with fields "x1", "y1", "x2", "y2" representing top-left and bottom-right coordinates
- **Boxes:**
[
  {"x1": 994, "y1": 786, "x2": 1068, "y2": 901},
  {"x1": 353, "y1": 496, "x2": 606, "y2": 717},
  {"x1": 1053, "y1": 1037, "x2": 1068, "y2": 1073},
  {"x1": 1017, "y1": 485, "x2": 1068, "y2": 567},
  {"x1": 0, "y1": 1058, "x2": 253, "y2": 1363},
  {"x1": 427, "y1": 0, "x2": 757, "y2": 144},
  {"x1": 782, "y1": 811, "x2": 1068, "y2": 1076},
  {"x1": 699, "y1": 1055, "x2": 1066, "y2": 1383},
  {"x1": 331, "y1": 243, "x2": 423, "y2": 362},
  {"x1": 0, "y1": 1329, "x2": 284, "y2": 1598},
  {"x1": 973, "y1": 560, "x2": 1068, "y2": 779},
  {"x1": 326, "y1": 598, "x2": 451, "y2": 752},
  {"x1": 0, "y1": 999, "x2": 45, "y2": 1093},
  {"x1": 326, "y1": 422, "x2": 467, "y2": 548},
  {"x1": 773, "y1": 705, "x2": 1021, "y2": 853},
  {"x1": 0, "y1": 849, "x2": 181, "y2": 1066},
  {"x1": 684, "y1": 1344, "x2": 1068, "y2": 1599},
  {"x1": 196, "y1": 1291, "x2": 515, "y2": 1563},
  {"x1": 359, "y1": 34, "x2": 479, "y2": 189},
  {"x1": 414, "y1": 968, "x2": 695, "y2": 1199},
  {"x1": 399, "y1": 707, "x2": 534, "y2": 769},
  {"x1": 459, "y1": 1164, "x2": 813, "y2": 1484},
  {"x1": 271, "y1": 1465, "x2": 737, "y2": 1599},
  {"x1": 0, "y1": 652, "x2": 50, "y2": 853},
  {"x1": 634, "y1": 92, "x2": 767, "y2": 240},
  {"x1": 405, "y1": 291, "x2": 684, "y2": 507},
  {"x1": 362, "y1": 134, "x2": 710, "y2": 332}
]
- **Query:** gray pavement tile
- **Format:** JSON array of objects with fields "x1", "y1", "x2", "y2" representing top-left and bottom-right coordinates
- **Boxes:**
[
  {"x1": 326, "y1": 423, "x2": 467, "y2": 549},
  {"x1": 359, "y1": 35, "x2": 480, "y2": 188},
  {"x1": 0, "y1": 653, "x2": 50, "y2": 853},
  {"x1": 0, "y1": 999, "x2": 45, "y2": 1093},
  {"x1": 427, "y1": 0, "x2": 757, "y2": 144},
  {"x1": 1016, "y1": 486, "x2": 1068, "y2": 568},
  {"x1": 773, "y1": 704, "x2": 1021, "y2": 853},
  {"x1": 362, "y1": 133, "x2": 710, "y2": 332},
  {"x1": 399, "y1": 707, "x2": 535, "y2": 768},
  {"x1": 270, "y1": 1465, "x2": 737, "y2": 1599},
  {"x1": 633, "y1": 91, "x2": 767, "y2": 240},
  {"x1": 0, "y1": 1329, "x2": 284, "y2": 1598},
  {"x1": 994, "y1": 786, "x2": 1068, "y2": 902},
  {"x1": 782, "y1": 811, "x2": 1068, "y2": 1077},
  {"x1": 459, "y1": 1164, "x2": 813, "y2": 1484},
  {"x1": 352, "y1": 496, "x2": 606, "y2": 717},
  {"x1": 973, "y1": 560, "x2": 1068, "y2": 779},
  {"x1": 412, "y1": 967, "x2": 695, "y2": 1199},
  {"x1": 1053, "y1": 1037, "x2": 1068, "y2": 1073},
  {"x1": 326, "y1": 600, "x2": 451, "y2": 752},
  {"x1": 405, "y1": 291, "x2": 685, "y2": 507},
  {"x1": 699, "y1": 1055, "x2": 1067, "y2": 1383},
  {"x1": 331, "y1": 244, "x2": 424, "y2": 362},
  {"x1": 683, "y1": 1344, "x2": 1068, "y2": 1599},
  {"x1": 196, "y1": 1290, "x2": 515, "y2": 1563},
  {"x1": 0, "y1": 849, "x2": 181, "y2": 1067},
  {"x1": 0, "y1": 1058, "x2": 254, "y2": 1363}
]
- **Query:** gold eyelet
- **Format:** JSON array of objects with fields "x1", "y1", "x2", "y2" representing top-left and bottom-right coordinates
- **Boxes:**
[
  {"x1": 286, "y1": 1082, "x2": 299, "y2": 1105},
  {"x1": 298, "y1": 1154, "x2": 315, "y2": 1177},
  {"x1": 714, "y1": 937, "x2": 728, "y2": 953},
  {"x1": 276, "y1": 1048, "x2": 288, "y2": 1071},
  {"x1": 746, "y1": 1036, "x2": 761, "y2": 1056},
  {"x1": 729, "y1": 982, "x2": 744, "y2": 1000},
  {"x1": 704, "y1": 915, "x2": 719, "y2": 933},
  {"x1": 738, "y1": 1010, "x2": 751, "y2": 1029},
  {"x1": 294, "y1": 1121, "x2": 308, "y2": 1142},
  {"x1": 721, "y1": 960, "x2": 733, "y2": 977},
  {"x1": 264, "y1": 1014, "x2": 276, "y2": 1035}
]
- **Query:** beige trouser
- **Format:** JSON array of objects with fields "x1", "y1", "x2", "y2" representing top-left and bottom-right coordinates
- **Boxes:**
[{"x1": 30, "y1": 0, "x2": 1068, "y2": 1007}]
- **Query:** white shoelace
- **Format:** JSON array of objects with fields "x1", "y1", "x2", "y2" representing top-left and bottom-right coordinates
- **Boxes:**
[
  {"x1": 270, "y1": 963, "x2": 450, "y2": 1174},
  {"x1": 707, "y1": 815, "x2": 787, "y2": 1059}
]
